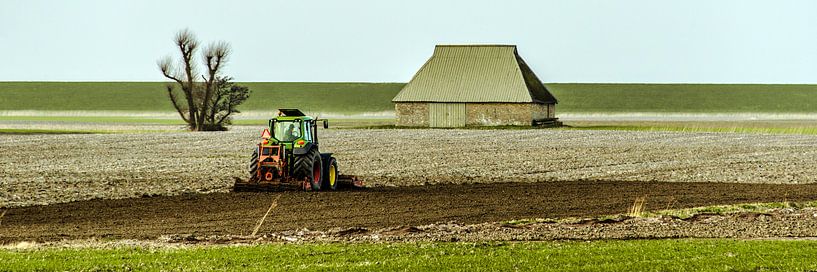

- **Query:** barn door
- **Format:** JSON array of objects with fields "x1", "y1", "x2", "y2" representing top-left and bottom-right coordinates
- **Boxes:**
[{"x1": 429, "y1": 103, "x2": 466, "y2": 128}]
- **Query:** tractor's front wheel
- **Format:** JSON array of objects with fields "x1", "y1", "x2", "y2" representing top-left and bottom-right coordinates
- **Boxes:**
[
  {"x1": 293, "y1": 149, "x2": 322, "y2": 191},
  {"x1": 324, "y1": 158, "x2": 339, "y2": 191}
]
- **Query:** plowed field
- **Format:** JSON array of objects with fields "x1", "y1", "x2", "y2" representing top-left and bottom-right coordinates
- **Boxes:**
[
  {"x1": 4, "y1": 127, "x2": 817, "y2": 207},
  {"x1": 3, "y1": 181, "x2": 817, "y2": 243}
]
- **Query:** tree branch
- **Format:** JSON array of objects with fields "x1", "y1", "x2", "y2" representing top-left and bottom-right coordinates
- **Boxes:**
[
  {"x1": 166, "y1": 85, "x2": 190, "y2": 123},
  {"x1": 157, "y1": 57, "x2": 184, "y2": 85},
  {"x1": 198, "y1": 41, "x2": 231, "y2": 129}
]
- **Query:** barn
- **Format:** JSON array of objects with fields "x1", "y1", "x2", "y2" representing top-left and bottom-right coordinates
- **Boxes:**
[{"x1": 392, "y1": 45, "x2": 558, "y2": 127}]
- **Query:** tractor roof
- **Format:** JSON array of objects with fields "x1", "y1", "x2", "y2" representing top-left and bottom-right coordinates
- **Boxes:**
[
  {"x1": 278, "y1": 109, "x2": 306, "y2": 116},
  {"x1": 275, "y1": 116, "x2": 314, "y2": 121}
]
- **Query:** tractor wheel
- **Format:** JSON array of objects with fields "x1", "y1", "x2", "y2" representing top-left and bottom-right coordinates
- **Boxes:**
[
  {"x1": 248, "y1": 148, "x2": 259, "y2": 180},
  {"x1": 293, "y1": 148, "x2": 322, "y2": 191},
  {"x1": 323, "y1": 158, "x2": 339, "y2": 191}
]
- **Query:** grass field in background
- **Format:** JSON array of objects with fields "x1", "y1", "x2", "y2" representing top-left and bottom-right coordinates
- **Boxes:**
[
  {"x1": 2, "y1": 82, "x2": 817, "y2": 114},
  {"x1": 0, "y1": 82, "x2": 403, "y2": 114},
  {"x1": 563, "y1": 120, "x2": 817, "y2": 135},
  {"x1": 547, "y1": 83, "x2": 817, "y2": 113},
  {"x1": 3, "y1": 240, "x2": 817, "y2": 271},
  {"x1": 0, "y1": 116, "x2": 184, "y2": 124},
  {"x1": 0, "y1": 116, "x2": 393, "y2": 128},
  {"x1": 0, "y1": 128, "x2": 102, "y2": 135},
  {"x1": 240, "y1": 82, "x2": 402, "y2": 113},
  {"x1": 0, "y1": 82, "x2": 171, "y2": 111}
]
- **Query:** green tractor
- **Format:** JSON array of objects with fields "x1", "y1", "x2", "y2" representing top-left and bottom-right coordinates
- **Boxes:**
[{"x1": 235, "y1": 109, "x2": 359, "y2": 191}]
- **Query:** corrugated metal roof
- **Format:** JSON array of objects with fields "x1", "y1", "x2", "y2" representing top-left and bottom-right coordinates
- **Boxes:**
[{"x1": 392, "y1": 45, "x2": 557, "y2": 104}]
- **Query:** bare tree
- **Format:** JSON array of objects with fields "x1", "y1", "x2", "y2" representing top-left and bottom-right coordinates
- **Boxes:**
[
  {"x1": 206, "y1": 76, "x2": 250, "y2": 129},
  {"x1": 158, "y1": 29, "x2": 250, "y2": 131}
]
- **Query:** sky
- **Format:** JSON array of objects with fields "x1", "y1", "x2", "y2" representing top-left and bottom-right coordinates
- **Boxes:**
[{"x1": 1, "y1": 0, "x2": 815, "y2": 83}]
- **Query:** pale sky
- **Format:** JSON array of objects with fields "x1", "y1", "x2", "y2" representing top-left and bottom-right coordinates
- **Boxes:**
[{"x1": 1, "y1": 0, "x2": 815, "y2": 83}]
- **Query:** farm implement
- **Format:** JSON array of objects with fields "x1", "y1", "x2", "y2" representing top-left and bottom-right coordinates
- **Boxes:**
[{"x1": 234, "y1": 109, "x2": 363, "y2": 191}]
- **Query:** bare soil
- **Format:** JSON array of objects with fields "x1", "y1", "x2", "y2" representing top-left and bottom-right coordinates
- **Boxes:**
[
  {"x1": 3, "y1": 180, "x2": 817, "y2": 243},
  {"x1": 270, "y1": 207, "x2": 817, "y2": 243},
  {"x1": 5, "y1": 127, "x2": 817, "y2": 208}
]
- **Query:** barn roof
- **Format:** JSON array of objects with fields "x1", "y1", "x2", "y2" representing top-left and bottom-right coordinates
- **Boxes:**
[{"x1": 392, "y1": 45, "x2": 557, "y2": 104}]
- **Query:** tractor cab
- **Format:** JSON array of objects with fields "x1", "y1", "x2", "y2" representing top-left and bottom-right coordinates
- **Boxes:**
[{"x1": 264, "y1": 109, "x2": 328, "y2": 153}]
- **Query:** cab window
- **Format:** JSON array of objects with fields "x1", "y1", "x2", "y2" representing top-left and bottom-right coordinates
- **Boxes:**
[{"x1": 274, "y1": 121, "x2": 301, "y2": 142}]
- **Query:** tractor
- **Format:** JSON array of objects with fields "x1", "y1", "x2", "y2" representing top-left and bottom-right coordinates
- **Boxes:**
[{"x1": 234, "y1": 109, "x2": 360, "y2": 191}]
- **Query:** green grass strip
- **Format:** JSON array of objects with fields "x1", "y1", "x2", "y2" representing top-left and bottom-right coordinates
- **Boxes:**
[
  {"x1": 547, "y1": 83, "x2": 817, "y2": 113},
  {"x1": 566, "y1": 125, "x2": 817, "y2": 135},
  {"x1": 0, "y1": 128, "x2": 181, "y2": 135},
  {"x1": 0, "y1": 82, "x2": 404, "y2": 114},
  {"x1": 2, "y1": 240, "x2": 817, "y2": 271},
  {"x1": 0, "y1": 116, "x2": 397, "y2": 128},
  {"x1": 0, "y1": 128, "x2": 103, "y2": 135},
  {"x1": 0, "y1": 116, "x2": 185, "y2": 124}
]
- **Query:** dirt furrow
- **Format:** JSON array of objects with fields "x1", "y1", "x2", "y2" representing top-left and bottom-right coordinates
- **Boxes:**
[{"x1": 3, "y1": 180, "x2": 817, "y2": 243}]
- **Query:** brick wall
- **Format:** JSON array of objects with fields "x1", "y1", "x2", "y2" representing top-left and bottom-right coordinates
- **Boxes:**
[
  {"x1": 396, "y1": 102, "x2": 556, "y2": 127},
  {"x1": 466, "y1": 103, "x2": 532, "y2": 126},
  {"x1": 531, "y1": 103, "x2": 556, "y2": 120},
  {"x1": 548, "y1": 104, "x2": 555, "y2": 118},
  {"x1": 395, "y1": 102, "x2": 428, "y2": 127}
]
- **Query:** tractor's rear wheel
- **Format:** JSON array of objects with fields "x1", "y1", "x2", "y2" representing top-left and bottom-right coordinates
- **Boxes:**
[{"x1": 293, "y1": 148, "x2": 322, "y2": 191}]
